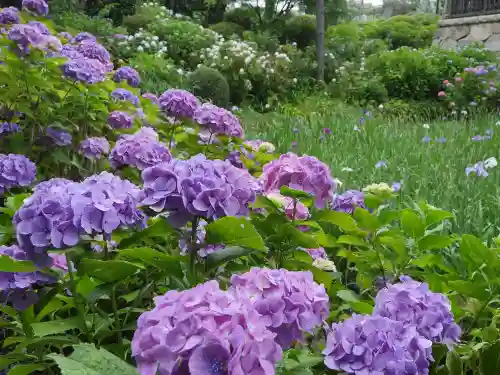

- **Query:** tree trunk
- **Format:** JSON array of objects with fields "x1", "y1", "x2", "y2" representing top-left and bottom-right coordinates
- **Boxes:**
[{"x1": 316, "y1": 0, "x2": 325, "y2": 82}]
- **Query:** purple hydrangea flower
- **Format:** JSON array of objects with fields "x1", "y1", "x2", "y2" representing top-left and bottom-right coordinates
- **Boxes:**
[
  {"x1": 71, "y1": 32, "x2": 96, "y2": 44},
  {"x1": 229, "y1": 267, "x2": 329, "y2": 349},
  {"x1": 46, "y1": 127, "x2": 72, "y2": 146},
  {"x1": 140, "y1": 154, "x2": 260, "y2": 227},
  {"x1": 111, "y1": 88, "x2": 139, "y2": 106},
  {"x1": 0, "y1": 154, "x2": 36, "y2": 193},
  {"x1": 332, "y1": 190, "x2": 365, "y2": 214},
  {"x1": 132, "y1": 280, "x2": 282, "y2": 375},
  {"x1": 323, "y1": 314, "x2": 433, "y2": 375},
  {"x1": 113, "y1": 66, "x2": 140, "y2": 87},
  {"x1": 193, "y1": 103, "x2": 244, "y2": 138},
  {"x1": 60, "y1": 44, "x2": 83, "y2": 59},
  {"x1": 79, "y1": 137, "x2": 110, "y2": 159},
  {"x1": 303, "y1": 247, "x2": 327, "y2": 260},
  {"x1": 260, "y1": 152, "x2": 336, "y2": 208},
  {"x1": 107, "y1": 110, "x2": 133, "y2": 129},
  {"x1": 373, "y1": 275, "x2": 461, "y2": 346},
  {"x1": 0, "y1": 245, "x2": 54, "y2": 310},
  {"x1": 0, "y1": 122, "x2": 20, "y2": 135},
  {"x1": 0, "y1": 7, "x2": 20, "y2": 25},
  {"x1": 28, "y1": 21, "x2": 50, "y2": 35},
  {"x1": 61, "y1": 57, "x2": 107, "y2": 84},
  {"x1": 109, "y1": 127, "x2": 171, "y2": 170},
  {"x1": 13, "y1": 173, "x2": 145, "y2": 265},
  {"x1": 178, "y1": 219, "x2": 224, "y2": 258},
  {"x1": 75, "y1": 40, "x2": 113, "y2": 72},
  {"x1": 58, "y1": 31, "x2": 72, "y2": 40},
  {"x1": 22, "y1": 0, "x2": 48, "y2": 16},
  {"x1": 49, "y1": 253, "x2": 69, "y2": 273},
  {"x1": 8, "y1": 24, "x2": 47, "y2": 54},
  {"x1": 142, "y1": 92, "x2": 159, "y2": 105},
  {"x1": 158, "y1": 89, "x2": 199, "y2": 119},
  {"x1": 265, "y1": 190, "x2": 309, "y2": 220}
]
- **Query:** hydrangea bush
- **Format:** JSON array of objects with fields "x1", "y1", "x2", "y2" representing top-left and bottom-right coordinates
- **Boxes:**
[{"x1": 0, "y1": 4, "x2": 498, "y2": 375}]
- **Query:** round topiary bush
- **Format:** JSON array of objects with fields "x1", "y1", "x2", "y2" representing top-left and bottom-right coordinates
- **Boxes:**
[
  {"x1": 282, "y1": 15, "x2": 316, "y2": 49},
  {"x1": 223, "y1": 6, "x2": 257, "y2": 31},
  {"x1": 209, "y1": 21, "x2": 244, "y2": 38},
  {"x1": 186, "y1": 66, "x2": 230, "y2": 108}
]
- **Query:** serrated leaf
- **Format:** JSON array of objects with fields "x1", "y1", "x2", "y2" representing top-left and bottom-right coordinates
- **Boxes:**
[
  {"x1": 337, "y1": 289, "x2": 360, "y2": 303},
  {"x1": 118, "y1": 247, "x2": 183, "y2": 277},
  {"x1": 7, "y1": 364, "x2": 46, "y2": 375},
  {"x1": 79, "y1": 259, "x2": 140, "y2": 283},
  {"x1": 401, "y1": 210, "x2": 425, "y2": 239},
  {"x1": 337, "y1": 235, "x2": 369, "y2": 247},
  {"x1": 206, "y1": 246, "x2": 256, "y2": 270},
  {"x1": 418, "y1": 235, "x2": 456, "y2": 250},
  {"x1": 314, "y1": 210, "x2": 359, "y2": 232},
  {"x1": 0, "y1": 255, "x2": 36, "y2": 272},
  {"x1": 206, "y1": 217, "x2": 266, "y2": 252},
  {"x1": 354, "y1": 208, "x2": 380, "y2": 232},
  {"x1": 31, "y1": 317, "x2": 82, "y2": 337}
]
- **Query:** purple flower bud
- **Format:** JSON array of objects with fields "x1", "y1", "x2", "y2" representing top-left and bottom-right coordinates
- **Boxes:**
[
  {"x1": 111, "y1": 88, "x2": 139, "y2": 106},
  {"x1": 0, "y1": 7, "x2": 19, "y2": 25},
  {"x1": 193, "y1": 103, "x2": 244, "y2": 138},
  {"x1": 22, "y1": 0, "x2": 48, "y2": 16},
  {"x1": 0, "y1": 122, "x2": 20, "y2": 136},
  {"x1": 79, "y1": 137, "x2": 110, "y2": 159},
  {"x1": 71, "y1": 32, "x2": 96, "y2": 44},
  {"x1": 158, "y1": 89, "x2": 199, "y2": 119},
  {"x1": 0, "y1": 153, "x2": 36, "y2": 193},
  {"x1": 141, "y1": 92, "x2": 158, "y2": 105},
  {"x1": 108, "y1": 110, "x2": 133, "y2": 129},
  {"x1": 113, "y1": 66, "x2": 141, "y2": 87},
  {"x1": 332, "y1": 190, "x2": 365, "y2": 214}
]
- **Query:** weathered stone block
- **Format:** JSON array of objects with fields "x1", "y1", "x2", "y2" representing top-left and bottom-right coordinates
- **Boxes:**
[
  {"x1": 449, "y1": 25, "x2": 471, "y2": 41},
  {"x1": 440, "y1": 38, "x2": 458, "y2": 49},
  {"x1": 485, "y1": 33, "x2": 500, "y2": 51},
  {"x1": 464, "y1": 24, "x2": 493, "y2": 41}
]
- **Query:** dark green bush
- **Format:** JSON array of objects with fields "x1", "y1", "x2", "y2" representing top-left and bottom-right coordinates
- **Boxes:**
[
  {"x1": 129, "y1": 53, "x2": 185, "y2": 94},
  {"x1": 122, "y1": 12, "x2": 157, "y2": 33},
  {"x1": 243, "y1": 30, "x2": 280, "y2": 53},
  {"x1": 282, "y1": 15, "x2": 316, "y2": 49},
  {"x1": 186, "y1": 66, "x2": 231, "y2": 107},
  {"x1": 223, "y1": 6, "x2": 258, "y2": 30},
  {"x1": 209, "y1": 21, "x2": 244, "y2": 38},
  {"x1": 53, "y1": 11, "x2": 127, "y2": 40}
]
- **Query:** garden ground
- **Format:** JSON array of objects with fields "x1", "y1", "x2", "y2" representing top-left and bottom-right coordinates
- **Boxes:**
[{"x1": 241, "y1": 97, "x2": 500, "y2": 236}]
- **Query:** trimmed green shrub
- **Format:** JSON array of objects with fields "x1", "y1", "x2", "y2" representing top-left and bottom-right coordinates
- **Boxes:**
[
  {"x1": 223, "y1": 6, "x2": 258, "y2": 30},
  {"x1": 243, "y1": 30, "x2": 280, "y2": 53},
  {"x1": 186, "y1": 66, "x2": 231, "y2": 107},
  {"x1": 209, "y1": 21, "x2": 244, "y2": 38},
  {"x1": 123, "y1": 12, "x2": 157, "y2": 33},
  {"x1": 282, "y1": 15, "x2": 316, "y2": 49}
]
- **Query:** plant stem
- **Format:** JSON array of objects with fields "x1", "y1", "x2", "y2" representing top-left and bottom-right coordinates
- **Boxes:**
[
  {"x1": 111, "y1": 285, "x2": 122, "y2": 342},
  {"x1": 65, "y1": 253, "x2": 90, "y2": 338},
  {"x1": 189, "y1": 217, "x2": 199, "y2": 276}
]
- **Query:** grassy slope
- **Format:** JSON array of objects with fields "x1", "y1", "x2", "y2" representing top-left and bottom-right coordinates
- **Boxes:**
[{"x1": 240, "y1": 98, "x2": 500, "y2": 236}]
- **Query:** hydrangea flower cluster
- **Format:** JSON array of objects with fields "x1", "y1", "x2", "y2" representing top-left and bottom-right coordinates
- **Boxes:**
[
  {"x1": 373, "y1": 276, "x2": 461, "y2": 345},
  {"x1": 61, "y1": 57, "x2": 107, "y2": 84},
  {"x1": 193, "y1": 103, "x2": 244, "y2": 138},
  {"x1": 71, "y1": 32, "x2": 96, "y2": 44},
  {"x1": 178, "y1": 219, "x2": 224, "y2": 258},
  {"x1": 75, "y1": 40, "x2": 113, "y2": 72},
  {"x1": 49, "y1": 253, "x2": 69, "y2": 273},
  {"x1": 28, "y1": 21, "x2": 50, "y2": 35},
  {"x1": 260, "y1": 152, "x2": 335, "y2": 208},
  {"x1": 111, "y1": 88, "x2": 139, "y2": 106},
  {"x1": 229, "y1": 267, "x2": 329, "y2": 349},
  {"x1": 22, "y1": 0, "x2": 49, "y2": 16},
  {"x1": 132, "y1": 280, "x2": 282, "y2": 375},
  {"x1": 0, "y1": 245, "x2": 54, "y2": 310},
  {"x1": 13, "y1": 173, "x2": 145, "y2": 266},
  {"x1": 332, "y1": 190, "x2": 365, "y2": 214},
  {"x1": 79, "y1": 137, "x2": 110, "y2": 159},
  {"x1": 0, "y1": 7, "x2": 20, "y2": 25},
  {"x1": 142, "y1": 92, "x2": 159, "y2": 105},
  {"x1": 109, "y1": 127, "x2": 171, "y2": 170},
  {"x1": 108, "y1": 110, "x2": 133, "y2": 129},
  {"x1": 46, "y1": 127, "x2": 72, "y2": 146},
  {"x1": 265, "y1": 190, "x2": 309, "y2": 220},
  {"x1": 323, "y1": 314, "x2": 433, "y2": 375},
  {"x1": 0, "y1": 153, "x2": 36, "y2": 193},
  {"x1": 113, "y1": 66, "x2": 141, "y2": 87},
  {"x1": 158, "y1": 89, "x2": 199, "y2": 119},
  {"x1": 140, "y1": 154, "x2": 260, "y2": 227},
  {"x1": 0, "y1": 122, "x2": 20, "y2": 136},
  {"x1": 8, "y1": 24, "x2": 49, "y2": 54}
]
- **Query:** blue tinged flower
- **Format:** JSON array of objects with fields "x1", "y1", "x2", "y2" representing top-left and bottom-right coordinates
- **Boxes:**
[
  {"x1": 375, "y1": 160, "x2": 387, "y2": 169},
  {"x1": 46, "y1": 127, "x2": 72, "y2": 146},
  {"x1": 421, "y1": 136, "x2": 431, "y2": 143}
]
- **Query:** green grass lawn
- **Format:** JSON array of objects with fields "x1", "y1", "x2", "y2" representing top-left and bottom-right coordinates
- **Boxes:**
[{"x1": 239, "y1": 98, "x2": 500, "y2": 237}]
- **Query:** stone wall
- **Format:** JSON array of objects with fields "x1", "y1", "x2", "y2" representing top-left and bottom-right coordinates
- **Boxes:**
[{"x1": 434, "y1": 14, "x2": 500, "y2": 51}]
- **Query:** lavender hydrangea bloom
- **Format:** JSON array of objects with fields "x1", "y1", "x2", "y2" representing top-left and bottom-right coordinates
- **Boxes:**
[
  {"x1": 61, "y1": 57, "x2": 107, "y2": 84},
  {"x1": 46, "y1": 127, "x2": 72, "y2": 146},
  {"x1": 303, "y1": 247, "x2": 327, "y2": 260},
  {"x1": 332, "y1": 190, "x2": 365, "y2": 214},
  {"x1": 109, "y1": 127, "x2": 171, "y2": 170},
  {"x1": 265, "y1": 190, "x2": 309, "y2": 220},
  {"x1": 0, "y1": 7, "x2": 19, "y2": 25},
  {"x1": 373, "y1": 275, "x2": 461, "y2": 346},
  {"x1": 79, "y1": 137, "x2": 110, "y2": 159},
  {"x1": 71, "y1": 32, "x2": 96, "y2": 44},
  {"x1": 0, "y1": 154, "x2": 36, "y2": 193},
  {"x1": 178, "y1": 219, "x2": 224, "y2": 258},
  {"x1": 140, "y1": 154, "x2": 260, "y2": 227},
  {"x1": 229, "y1": 267, "x2": 330, "y2": 349},
  {"x1": 22, "y1": 0, "x2": 48, "y2": 16},
  {"x1": 132, "y1": 280, "x2": 282, "y2": 375},
  {"x1": 60, "y1": 44, "x2": 83, "y2": 59},
  {"x1": 0, "y1": 122, "x2": 20, "y2": 135},
  {"x1": 14, "y1": 173, "x2": 145, "y2": 265},
  {"x1": 260, "y1": 152, "x2": 336, "y2": 208},
  {"x1": 111, "y1": 88, "x2": 139, "y2": 106},
  {"x1": 8, "y1": 24, "x2": 47, "y2": 54},
  {"x1": 49, "y1": 253, "x2": 69, "y2": 272},
  {"x1": 142, "y1": 92, "x2": 159, "y2": 105},
  {"x1": 158, "y1": 89, "x2": 199, "y2": 119},
  {"x1": 113, "y1": 66, "x2": 141, "y2": 87},
  {"x1": 107, "y1": 110, "x2": 133, "y2": 129},
  {"x1": 28, "y1": 21, "x2": 50, "y2": 35},
  {"x1": 75, "y1": 40, "x2": 113, "y2": 71},
  {"x1": 323, "y1": 314, "x2": 433, "y2": 375},
  {"x1": 193, "y1": 103, "x2": 244, "y2": 138},
  {"x1": 0, "y1": 245, "x2": 54, "y2": 310}
]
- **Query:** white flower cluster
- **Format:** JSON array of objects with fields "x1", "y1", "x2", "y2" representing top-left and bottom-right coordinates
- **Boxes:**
[
  {"x1": 141, "y1": 2, "x2": 187, "y2": 20},
  {"x1": 114, "y1": 28, "x2": 168, "y2": 57}
]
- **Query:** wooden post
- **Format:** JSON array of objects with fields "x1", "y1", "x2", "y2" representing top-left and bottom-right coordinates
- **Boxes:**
[{"x1": 316, "y1": 0, "x2": 325, "y2": 82}]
